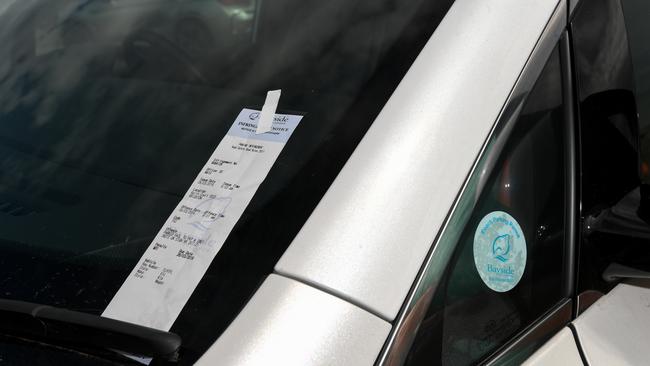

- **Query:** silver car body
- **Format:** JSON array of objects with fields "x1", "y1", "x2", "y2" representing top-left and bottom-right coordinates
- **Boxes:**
[{"x1": 198, "y1": 0, "x2": 573, "y2": 364}]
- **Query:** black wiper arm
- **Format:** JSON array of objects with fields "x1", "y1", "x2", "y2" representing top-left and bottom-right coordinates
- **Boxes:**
[{"x1": 0, "y1": 299, "x2": 181, "y2": 361}]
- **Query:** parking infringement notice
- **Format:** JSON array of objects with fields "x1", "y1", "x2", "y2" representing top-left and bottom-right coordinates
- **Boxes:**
[
  {"x1": 102, "y1": 108, "x2": 303, "y2": 330},
  {"x1": 473, "y1": 211, "x2": 527, "y2": 292}
]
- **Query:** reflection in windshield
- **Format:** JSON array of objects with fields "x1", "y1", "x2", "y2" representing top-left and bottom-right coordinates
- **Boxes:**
[
  {"x1": 0, "y1": 0, "x2": 455, "y2": 363},
  {"x1": 0, "y1": 0, "x2": 260, "y2": 282}
]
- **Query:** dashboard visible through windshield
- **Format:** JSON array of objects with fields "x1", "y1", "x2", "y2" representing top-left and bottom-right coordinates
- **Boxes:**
[{"x1": 0, "y1": 0, "x2": 454, "y2": 363}]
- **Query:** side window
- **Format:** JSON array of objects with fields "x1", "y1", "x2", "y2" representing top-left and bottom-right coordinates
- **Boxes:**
[
  {"x1": 572, "y1": 0, "x2": 638, "y2": 216},
  {"x1": 572, "y1": 0, "x2": 645, "y2": 298},
  {"x1": 404, "y1": 46, "x2": 566, "y2": 365},
  {"x1": 621, "y1": 0, "x2": 650, "y2": 184}
]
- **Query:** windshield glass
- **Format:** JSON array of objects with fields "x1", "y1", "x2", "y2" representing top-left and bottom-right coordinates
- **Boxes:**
[{"x1": 0, "y1": 0, "x2": 454, "y2": 363}]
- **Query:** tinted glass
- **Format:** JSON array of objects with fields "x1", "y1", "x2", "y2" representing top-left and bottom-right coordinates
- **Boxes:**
[
  {"x1": 0, "y1": 0, "x2": 455, "y2": 363},
  {"x1": 622, "y1": 0, "x2": 650, "y2": 183},
  {"x1": 405, "y1": 46, "x2": 566, "y2": 366},
  {"x1": 572, "y1": 0, "x2": 650, "y2": 298},
  {"x1": 572, "y1": 0, "x2": 638, "y2": 215}
]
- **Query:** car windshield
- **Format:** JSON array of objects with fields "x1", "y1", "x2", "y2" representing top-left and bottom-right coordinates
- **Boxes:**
[{"x1": 0, "y1": 0, "x2": 454, "y2": 363}]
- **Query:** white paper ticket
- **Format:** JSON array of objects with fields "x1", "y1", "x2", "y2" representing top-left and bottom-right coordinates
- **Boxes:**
[{"x1": 102, "y1": 108, "x2": 303, "y2": 330}]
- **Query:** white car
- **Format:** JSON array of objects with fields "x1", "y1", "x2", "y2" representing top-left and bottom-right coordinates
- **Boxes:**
[
  {"x1": 525, "y1": 279, "x2": 650, "y2": 366},
  {"x1": 0, "y1": 0, "x2": 648, "y2": 365}
]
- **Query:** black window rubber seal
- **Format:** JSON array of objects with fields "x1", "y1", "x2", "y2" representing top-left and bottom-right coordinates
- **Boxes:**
[{"x1": 567, "y1": 323, "x2": 590, "y2": 366}]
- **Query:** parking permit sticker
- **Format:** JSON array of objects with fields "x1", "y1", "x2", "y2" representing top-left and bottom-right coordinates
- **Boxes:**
[
  {"x1": 473, "y1": 211, "x2": 526, "y2": 292},
  {"x1": 102, "y1": 108, "x2": 303, "y2": 331}
]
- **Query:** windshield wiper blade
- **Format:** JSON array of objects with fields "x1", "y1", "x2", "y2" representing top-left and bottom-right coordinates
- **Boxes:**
[{"x1": 0, "y1": 299, "x2": 181, "y2": 361}]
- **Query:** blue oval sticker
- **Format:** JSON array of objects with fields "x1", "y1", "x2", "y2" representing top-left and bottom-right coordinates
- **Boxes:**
[{"x1": 473, "y1": 211, "x2": 526, "y2": 292}]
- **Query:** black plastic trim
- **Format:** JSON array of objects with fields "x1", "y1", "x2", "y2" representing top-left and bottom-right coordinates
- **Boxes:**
[
  {"x1": 566, "y1": 12, "x2": 584, "y2": 321},
  {"x1": 560, "y1": 30, "x2": 578, "y2": 302}
]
